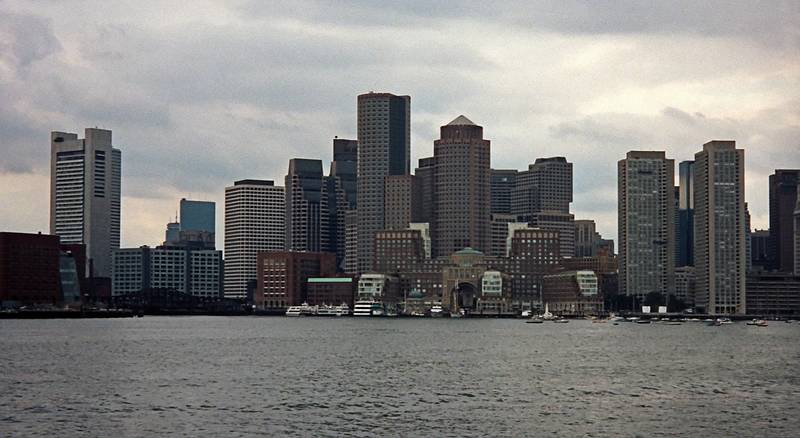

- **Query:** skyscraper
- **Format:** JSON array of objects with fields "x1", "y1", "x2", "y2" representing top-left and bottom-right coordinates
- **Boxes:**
[
  {"x1": 356, "y1": 92, "x2": 410, "y2": 273},
  {"x1": 50, "y1": 128, "x2": 121, "y2": 278},
  {"x1": 794, "y1": 187, "x2": 800, "y2": 276},
  {"x1": 180, "y1": 199, "x2": 215, "y2": 234},
  {"x1": 677, "y1": 160, "x2": 694, "y2": 267},
  {"x1": 694, "y1": 141, "x2": 746, "y2": 314},
  {"x1": 327, "y1": 138, "x2": 357, "y2": 269},
  {"x1": 414, "y1": 156, "x2": 436, "y2": 227},
  {"x1": 384, "y1": 175, "x2": 419, "y2": 231},
  {"x1": 432, "y1": 115, "x2": 491, "y2": 256},
  {"x1": 224, "y1": 179, "x2": 285, "y2": 298},
  {"x1": 285, "y1": 159, "x2": 328, "y2": 252},
  {"x1": 574, "y1": 219, "x2": 597, "y2": 257},
  {"x1": 618, "y1": 151, "x2": 675, "y2": 302},
  {"x1": 491, "y1": 169, "x2": 517, "y2": 215},
  {"x1": 768, "y1": 170, "x2": 800, "y2": 272}
]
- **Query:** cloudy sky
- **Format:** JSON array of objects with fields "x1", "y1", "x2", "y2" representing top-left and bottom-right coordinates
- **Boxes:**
[{"x1": 1, "y1": 0, "x2": 798, "y2": 247}]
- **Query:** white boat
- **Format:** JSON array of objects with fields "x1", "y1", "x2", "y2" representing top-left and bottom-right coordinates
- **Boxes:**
[
  {"x1": 746, "y1": 319, "x2": 768, "y2": 327},
  {"x1": 541, "y1": 303, "x2": 555, "y2": 320},
  {"x1": 316, "y1": 303, "x2": 351, "y2": 317},
  {"x1": 553, "y1": 318, "x2": 569, "y2": 323},
  {"x1": 286, "y1": 302, "x2": 316, "y2": 316},
  {"x1": 430, "y1": 304, "x2": 446, "y2": 318},
  {"x1": 285, "y1": 306, "x2": 303, "y2": 317},
  {"x1": 353, "y1": 300, "x2": 383, "y2": 317}
]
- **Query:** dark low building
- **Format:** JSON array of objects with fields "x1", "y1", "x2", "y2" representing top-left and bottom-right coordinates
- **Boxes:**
[
  {"x1": 746, "y1": 273, "x2": 800, "y2": 316},
  {"x1": 306, "y1": 277, "x2": 355, "y2": 307},
  {"x1": 542, "y1": 270, "x2": 603, "y2": 315}
]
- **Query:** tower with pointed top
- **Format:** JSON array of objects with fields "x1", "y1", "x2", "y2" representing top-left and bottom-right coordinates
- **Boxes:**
[{"x1": 432, "y1": 115, "x2": 491, "y2": 257}]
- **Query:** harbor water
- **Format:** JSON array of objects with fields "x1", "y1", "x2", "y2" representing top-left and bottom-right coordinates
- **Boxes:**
[{"x1": 1, "y1": 317, "x2": 799, "y2": 436}]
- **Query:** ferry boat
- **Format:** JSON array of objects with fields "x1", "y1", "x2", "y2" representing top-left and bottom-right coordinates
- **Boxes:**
[
  {"x1": 285, "y1": 302, "x2": 316, "y2": 316},
  {"x1": 316, "y1": 304, "x2": 351, "y2": 317},
  {"x1": 353, "y1": 300, "x2": 383, "y2": 317}
]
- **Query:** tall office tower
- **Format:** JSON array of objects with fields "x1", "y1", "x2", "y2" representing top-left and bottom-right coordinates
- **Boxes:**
[
  {"x1": 490, "y1": 214, "x2": 517, "y2": 257},
  {"x1": 165, "y1": 222, "x2": 180, "y2": 245},
  {"x1": 745, "y1": 203, "x2": 752, "y2": 272},
  {"x1": 694, "y1": 141, "x2": 746, "y2": 314},
  {"x1": 574, "y1": 219, "x2": 597, "y2": 257},
  {"x1": 180, "y1": 199, "x2": 215, "y2": 233},
  {"x1": 794, "y1": 188, "x2": 800, "y2": 275},
  {"x1": 529, "y1": 212, "x2": 575, "y2": 258},
  {"x1": 356, "y1": 92, "x2": 410, "y2": 273},
  {"x1": 750, "y1": 229, "x2": 770, "y2": 269},
  {"x1": 327, "y1": 138, "x2": 357, "y2": 269},
  {"x1": 285, "y1": 159, "x2": 328, "y2": 252},
  {"x1": 677, "y1": 160, "x2": 695, "y2": 266},
  {"x1": 513, "y1": 157, "x2": 573, "y2": 216},
  {"x1": 618, "y1": 151, "x2": 675, "y2": 302},
  {"x1": 414, "y1": 156, "x2": 436, "y2": 226},
  {"x1": 432, "y1": 116, "x2": 491, "y2": 256},
  {"x1": 50, "y1": 128, "x2": 121, "y2": 278},
  {"x1": 384, "y1": 175, "x2": 419, "y2": 231},
  {"x1": 768, "y1": 170, "x2": 800, "y2": 272},
  {"x1": 491, "y1": 169, "x2": 517, "y2": 215},
  {"x1": 224, "y1": 179, "x2": 285, "y2": 298},
  {"x1": 343, "y1": 210, "x2": 358, "y2": 274}
]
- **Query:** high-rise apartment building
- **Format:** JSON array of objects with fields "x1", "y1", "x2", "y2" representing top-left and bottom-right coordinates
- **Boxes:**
[
  {"x1": 356, "y1": 92, "x2": 410, "y2": 273},
  {"x1": 432, "y1": 116, "x2": 491, "y2": 257},
  {"x1": 694, "y1": 141, "x2": 746, "y2": 314},
  {"x1": 491, "y1": 169, "x2": 517, "y2": 215},
  {"x1": 768, "y1": 170, "x2": 800, "y2": 272},
  {"x1": 677, "y1": 161, "x2": 694, "y2": 267},
  {"x1": 618, "y1": 151, "x2": 675, "y2": 302},
  {"x1": 50, "y1": 128, "x2": 121, "y2": 278},
  {"x1": 285, "y1": 159, "x2": 328, "y2": 252},
  {"x1": 112, "y1": 245, "x2": 223, "y2": 298},
  {"x1": 224, "y1": 179, "x2": 285, "y2": 298}
]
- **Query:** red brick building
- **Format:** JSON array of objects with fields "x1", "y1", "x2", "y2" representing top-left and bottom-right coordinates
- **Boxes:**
[
  {"x1": 0, "y1": 232, "x2": 61, "y2": 306},
  {"x1": 256, "y1": 251, "x2": 336, "y2": 309}
]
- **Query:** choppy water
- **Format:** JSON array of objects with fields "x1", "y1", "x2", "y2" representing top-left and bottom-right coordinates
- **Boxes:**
[{"x1": 1, "y1": 317, "x2": 799, "y2": 437}]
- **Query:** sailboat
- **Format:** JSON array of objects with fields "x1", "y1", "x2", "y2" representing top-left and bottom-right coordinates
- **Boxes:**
[{"x1": 541, "y1": 303, "x2": 555, "y2": 320}]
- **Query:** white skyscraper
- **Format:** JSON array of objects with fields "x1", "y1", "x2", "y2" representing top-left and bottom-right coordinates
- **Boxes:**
[
  {"x1": 50, "y1": 128, "x2": 121, "y2": 278},
  {"x1": 224, "y1": 179, "x2": 285, "y2": 298},
  {"x1": 694, "y1": 141, "x2": 746, "y2": 315}
]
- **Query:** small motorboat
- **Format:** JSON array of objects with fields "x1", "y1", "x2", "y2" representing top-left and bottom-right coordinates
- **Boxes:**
[
  {"x1": 525, "y1": 317, "x2": 544, "y2": 324},
  {"x1": 553, "y1": 318, "x2": 569, "y2": 323},
  {"x1": 635, "y1": 319, "x2": 651, "y2": 324},
  {"x1": 746, "y1": 319, "x2": 768, "y2": 327}
]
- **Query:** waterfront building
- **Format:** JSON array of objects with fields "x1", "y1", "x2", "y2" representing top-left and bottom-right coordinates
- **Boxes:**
[
  {"x1": 745, "y1": 272, "x2": 800, "y2": 317},
  {"x1": 357, "y1": 273, "x2": 401, "y2": 306},
  {"x1": 50, "y1": 128, "x2": 121, "y2": 278},
  {"x1": 677, "y1": 161, "x2": 695, "y2": 266},
  {"x1": 433, "y1": 115, "x2": 491, "y2": 257},
  {"x1": 542, "y1": 270, "x2": 603, "y2": 315},
  {"x1": 374, "y1": 229, "x2": 427, "y2": 273},
  {"x1": 224, "y1": 179, "x2": 285, "y2": 298},
  {"x1": 0, "y1": 232, "x2": 86, "y2": 306},
  {"x1": 618, "y1": 151, "x2": 676, "y2": 302},
  {"x1": 768, "y1": 170, "x2": 800, "y2": 272},
  {"x1": 255, "y1": 251, "x2": 336, "y2": 309},
  {"x1": 694, "y1": 140, "x2": 746, "y2": 314},
  {"x1": 491, "y1": 169, "x2": 517, "y2": 215},
  {"x1": 111, "y1": 245, "x2": 223, "y2": 298},
  {"x1": 306, "y1": 277, "x2": 356, "y2": 307},
  {"x1": 356, "y1": 92, "x2": 411, "y2": 273},
  {"x1": 285, "y1": 158, "x2": 328, "y2": 252}
]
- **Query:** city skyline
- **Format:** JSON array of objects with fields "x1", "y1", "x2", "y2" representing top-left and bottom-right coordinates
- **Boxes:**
[{"x1": 1, "y1": 2, "x2": 799, "y2": 248}]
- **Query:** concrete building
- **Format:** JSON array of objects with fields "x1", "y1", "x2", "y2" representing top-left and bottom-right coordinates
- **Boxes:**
[
  {"x1": 433, "y1": 115, "x2": 491, "y2": 257},
  {"x1": 356, "y1": 92, "x2": 411, "y2": 273},
  {"x1": 111, "y1": 245, "x2": 223, "y2": 298},
  {"x1": 224, "y1": 179, "x2": 285, "y2": 298},
  {"x1": 285, "y1": 158, "x2": 328, "y2": 252},
  {"x1": 255, "y1": 251, "x2": 336, "y2": 309},
  {"x1": 50, "y1": 128, "x2": 121, "y2": 278},
  {"x1": 768, "y1": 170, "x2": 800, "y2": 272},
  {"x1": 357, "y1": 273, "x2": 401, "y2": 311},
  {"x1": 694, "y1": 141, "x2": 746, "y2": 314},
  {"x1": 618, "y1": 151, "x2": 676, "y2": 302},
  {"x1": 574, "y1": 220, "x2": 597, "y2": 258},
  {"x1": 542, "y1": 270, "x2": 602, "y2": 315},
  {"x1": 677, "y1": 160, "x2": 695, "y2": 267},
  {"x1": 491, "y1": 169, "x2": 517, "y2": 215},
  {"x1": 513, "y1": 157, "x2": 573, "y2": 216},
  {"x1": 529, "y1": 212, "x2": 575, "y2": 259},
  {"x1": 674, "y1": 266, "x2": 696, "y2": 309},
  {"x1": 306, "y1": 277, "x2": 356, "y2": 307},
  {"x1": 384, "y1": 175, "x2": 420, "y2": 230},
  {"x1": 327, "y1": 138, "x2": 357, "y2": 270},
  {"x1": 746, "y1": 272, "x2": 800, "y2": 317}
]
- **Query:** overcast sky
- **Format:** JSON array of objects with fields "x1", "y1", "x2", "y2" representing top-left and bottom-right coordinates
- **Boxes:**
[{"x1": 1, "y1": 1, "x2": 798, "y2": 247}]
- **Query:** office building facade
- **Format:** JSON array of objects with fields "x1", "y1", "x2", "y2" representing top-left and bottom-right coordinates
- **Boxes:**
[
  {"x1": 50, "y1": 128, "x2": 121, "y2": 278},
  {"x1": 285, "y1": 159, "x2": 328, "y2": 252},
  {"x1": 224, "y1": 179, "x2": 285, "y2": 298},
  {"x1": 768, "y1": 170, "x2": 800, "y2": 272}
]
